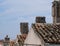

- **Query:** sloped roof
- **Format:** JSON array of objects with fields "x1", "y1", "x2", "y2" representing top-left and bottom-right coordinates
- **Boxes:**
[
  {"x1": 17, "y1": 34, "x2": 27, "y2": 42},
  {"x1": 32, "y1": 23, "x2": 60, "y2": 44}
]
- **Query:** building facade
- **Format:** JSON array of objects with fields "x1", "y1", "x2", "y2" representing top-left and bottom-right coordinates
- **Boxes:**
[
  {"x1": 24, "y1": 23, "x2": 60, "y2": 46},
  {"x1": 0, "y1": 40, "x2": 3, "y2": 46},
  {"x1": 52, "y1": 0, "x2": 60, "y2": 23},
  {"x1": 3, "y1": 35, "x2": 10, "y2": 46}
]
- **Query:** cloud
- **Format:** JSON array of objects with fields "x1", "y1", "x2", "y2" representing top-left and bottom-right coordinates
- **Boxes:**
[
  {"x1": 0, "y1": 0, "x2": 52, "y2": 23},
  {"x1": 0, "y1": 0, "x2": 53, "y2": 39},
  {"x1": 0, "y1": 0, "x2": 52, "y2": 16}
]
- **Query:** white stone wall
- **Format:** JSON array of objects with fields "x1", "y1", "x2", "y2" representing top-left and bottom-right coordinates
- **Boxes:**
[{"x1": 24, "y1": 28, "x2": 45, "y2": 46}]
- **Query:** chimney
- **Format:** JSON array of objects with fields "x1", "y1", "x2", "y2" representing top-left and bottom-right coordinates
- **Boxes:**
[
  {"x1": 52, "y1": 0, "x2": 60, "y2": 23},
  {"x1": 20, "y1": 22, "x2": 29, "y2": 34},
  {"x1": 35, "y1": 16, "x2": 46, "y2": 23},
  {"x1": 4, "y1": 35, "x2": 10, "y2": 41}
]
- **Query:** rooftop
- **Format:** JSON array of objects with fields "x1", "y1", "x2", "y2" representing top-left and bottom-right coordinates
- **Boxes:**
[{"x1": 32, "y1": 23, "x2": 60, "y2": 44}]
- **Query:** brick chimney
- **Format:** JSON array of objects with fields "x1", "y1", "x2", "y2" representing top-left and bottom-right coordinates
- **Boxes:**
[
  {"x1": 35, "y1": 16, "x2": 46, "y2": 23},
  {"x1": 20, "y1": 22, "x2": 29, "y2": 34}
]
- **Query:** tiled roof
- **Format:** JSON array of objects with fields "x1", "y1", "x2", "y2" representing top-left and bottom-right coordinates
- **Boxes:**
[
  {"x1": 17, "y1": 34, "x2": 27, "y2": 42},
  {"x1": 32, "y1": 23, "x2": 60, "y2": 44},
  {"x1": 0, "y1": 40, "x2": 4, "y2": 45},
  {"x1": 0, "y1": 40, "x2": 4, "y2": 42}
]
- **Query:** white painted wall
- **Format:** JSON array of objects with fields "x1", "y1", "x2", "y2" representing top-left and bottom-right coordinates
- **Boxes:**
[{"x1": 24, "y1": 28, "x2": 44, "y2": 46}]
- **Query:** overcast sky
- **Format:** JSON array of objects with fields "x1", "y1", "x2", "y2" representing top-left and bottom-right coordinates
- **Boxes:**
[{"x1": 0, "y1": 0, "x2": 53, "y2": 39}]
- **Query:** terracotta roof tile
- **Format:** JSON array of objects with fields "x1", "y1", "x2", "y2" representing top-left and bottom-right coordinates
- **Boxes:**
[{"x1": 32, "y1": 23, "x2": 60, "y2": 44}]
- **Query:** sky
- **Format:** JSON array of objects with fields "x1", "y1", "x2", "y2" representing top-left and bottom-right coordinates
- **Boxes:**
[{"x1": 0, "y1": 0, "x2": 53, "y2": 39}]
